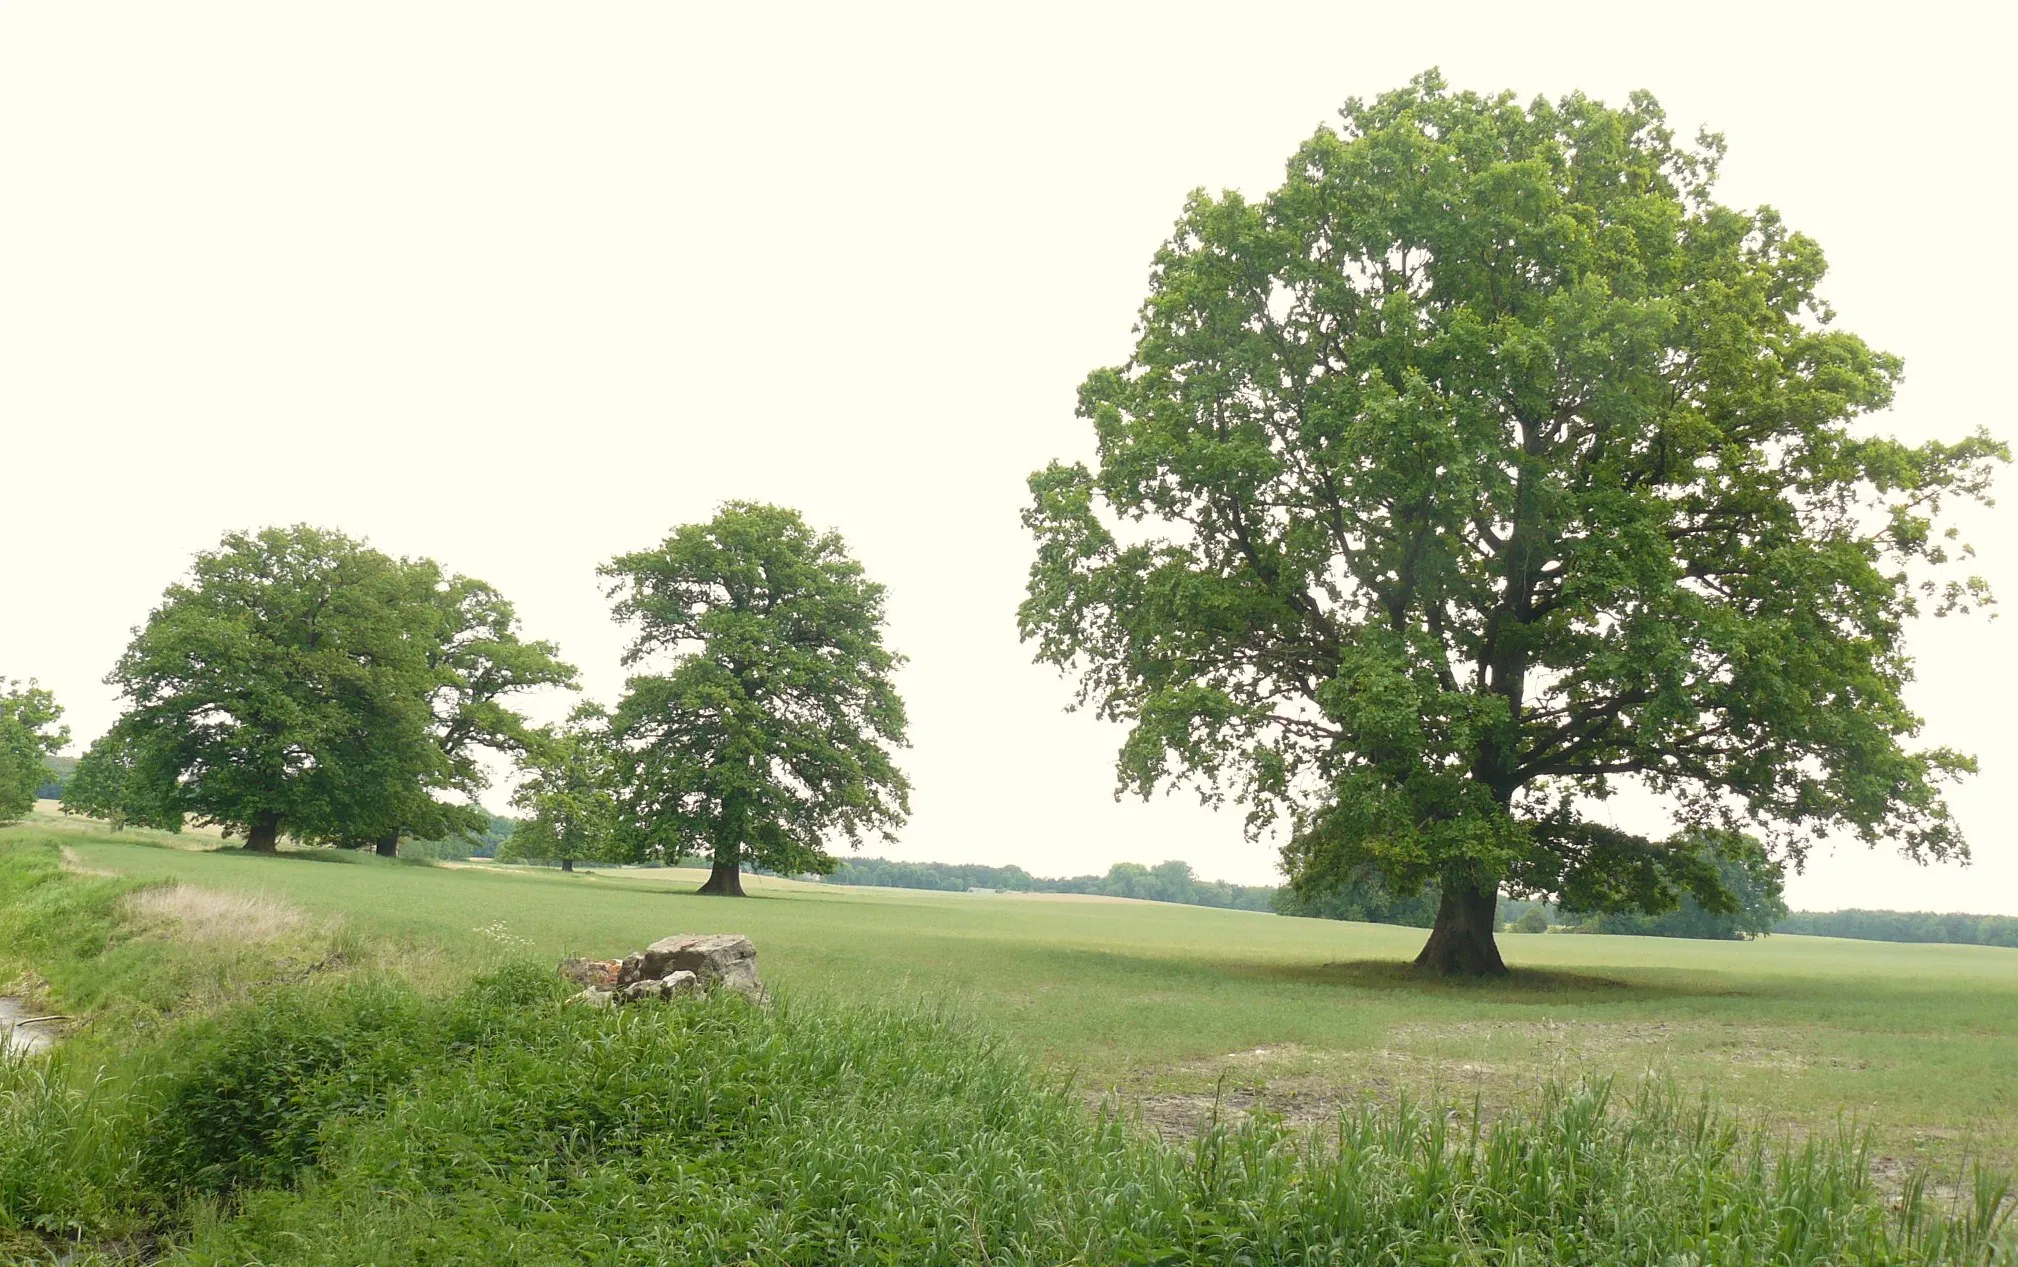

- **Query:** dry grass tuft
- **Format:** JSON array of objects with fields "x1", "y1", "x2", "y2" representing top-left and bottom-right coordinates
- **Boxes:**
[{"x1": 126, "y1": 884, "x2": 314, "y2": 944}]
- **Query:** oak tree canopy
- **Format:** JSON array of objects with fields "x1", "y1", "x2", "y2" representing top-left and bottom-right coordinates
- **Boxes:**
[
  {"x1": 603, "y1": 503, "x2": 910, "y2": 896},
  {"x1": 1020, "y1": 73, "x2": 2004, "y2": 974},
  {"x1": 71, "y1": 526, "x2": 571, "y2": 853}
]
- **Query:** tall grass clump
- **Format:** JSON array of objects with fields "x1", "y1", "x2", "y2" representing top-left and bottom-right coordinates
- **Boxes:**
[
  {"x1": 141, "y1": 970, "x2": 2009, "y2": 1265},
  {"x1": 8, "y1": 970, "x2": 2015, "y2": 1266}
]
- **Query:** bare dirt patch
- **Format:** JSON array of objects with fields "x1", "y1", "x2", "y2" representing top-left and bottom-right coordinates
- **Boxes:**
[{"x1": 1104, "y1": 1019, "x2": 1825, "y2": 1144}]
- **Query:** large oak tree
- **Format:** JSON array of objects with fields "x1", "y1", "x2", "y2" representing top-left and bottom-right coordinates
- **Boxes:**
[
  {"x1": 603, "y1": 502, "x2": 910, "y2": 896},
  {"x1": 1020, "y1": 74, "x2": 2004, "y2": 974},
  {"x1": 78, "y1": 526, "x2": 569, "y2": 853}
]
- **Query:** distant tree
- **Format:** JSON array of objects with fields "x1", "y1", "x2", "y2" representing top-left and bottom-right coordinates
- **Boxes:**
[
  {"x1": 500, "y1": 708, "x2": 620, "y2": 873},
  {"x1": 1513, "y1": 906, "x2": 1551, "y2": 934},
  {"x1": 0, "y1": 679, "x2": 68, "y2": 823},
  {"x1": 1568, "y1": 833, "x2": 1786, "y2": 939},
  {"x1": 1021, "y1": 73, "x2": 2005, "y2": 975},
  {"x1": 61, "y1": 725, "x2": 180, "y2": 830},
  {"x1": 347, "y1": 566, "x2": 576, "y2": 857},
  {"x1": 76, "y1": 527, "x2": 439, "y2": 851},
  {"x1": 456, "y1": 813, "x2": 518, "y2": 858},
  {"x1": 602, "y1": 503, "x2": 911, "y2": 896}
]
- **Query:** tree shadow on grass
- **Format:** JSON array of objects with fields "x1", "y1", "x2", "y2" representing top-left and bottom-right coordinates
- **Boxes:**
[
  {"x1": 546, "y1": 881, "x2": 798, "y2": 900},
  {"x1": 210, "y1": 846, "x2": 367, "y2": 864},
  {"x1": 1251, "y1": 958, "x2": 1748, "y2": 1003}
]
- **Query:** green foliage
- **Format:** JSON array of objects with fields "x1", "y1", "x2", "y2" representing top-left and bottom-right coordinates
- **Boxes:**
[
  {"x1": 0, "y1": 837, "x2": 128, "y2": 1006},
  {"x1": 70, "y1": 527, "x2": 440, "y2": 846},
  {"x1": 403, "y1": 814, "x2": 518, "y2": 861},
  {"x1": 377, "y1": 566, "x2": 577, "y2": 847},
  {"x1": 61, "y1": 729, "x2": 180, "y2": 831},
  {"x1": 1071, "y1": 859, "x2": 1274, "y2": 909},
  {"x1": 1019, "y1": 72, "x2": 2006, "y2": 971},
  {"x1": 1273, "y1": 865, "x2": 1440, "y2": 926},
  {"x1": 828, "y1": 856, "x2": 1277, "y2": 910},
  {"x1": 31, "y1": 755, "x2": 75, "y2": 801},
  {"x1": 1570, "y1": 841, "x2": 1788, "y2": 939},
  {"x1": 1276, "y1": 839, "x2": 1784, "y2": 941},
  {"x1": 66, "y1": 526, "x2": 572, "y2": 851},
  {"x1": 602, "y1": 502, "x2": 911, "y2": 885},
  {"x1": 826, "y1": 856, "x2": 1040, "y2": 891},
  {"x1": 499, "y1": 708, "x2": 622, "y2": 867},
  {"x1": 139, "y1": 980, "x2": 437, "y2": 1197},
  {"x1": 396, "y1": 816, "x2": 508, "y2": 862},
  {"x1": 0, "y1": 680, "x2": 67, "y2": 824},
  {"x1": 1778, "y1": 909, "x2": 2018, "y2": 948}
]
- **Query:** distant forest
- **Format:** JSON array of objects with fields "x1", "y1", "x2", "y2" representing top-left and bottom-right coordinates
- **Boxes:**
[
  {"x1": 32, "y1": 755, "x2": 76, "y2": 800},
  {"x1": 825, "y1": 856, "x2": 1276, "y2": 912},
  {"x1": 825, "y1": 856, "x2": 2018, "y2": 948},
  {"x1": 1775, "y1": 909, "x2": 2018, "y2": 948}
]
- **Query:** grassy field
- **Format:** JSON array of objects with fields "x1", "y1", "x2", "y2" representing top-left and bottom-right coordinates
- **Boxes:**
[{"x1": 12, "y1": 802, "x2": 2018, "y2": 1176}]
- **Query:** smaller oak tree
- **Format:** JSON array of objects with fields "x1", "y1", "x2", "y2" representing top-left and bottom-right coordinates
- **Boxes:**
[
  {"x1": 340, "y1": 566, "x2": 577, "y2": 857},
  {"x1": 501, "y1": 707, "x2": 621, "y2": 873},
  {"x1": 0, "y1": 679, "x2": 68, "y2": 824},
  {"x1": 602, "y1": 502, "x2": 911, "y2": 896},
  {"x1": 61, "y1": 724, "x2": 179, "y2": 830}
]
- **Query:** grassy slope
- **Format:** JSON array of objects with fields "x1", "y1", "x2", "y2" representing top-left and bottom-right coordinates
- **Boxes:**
[{"x1": 20, "y1": 805, "x2": 2018, "y2": 1169}]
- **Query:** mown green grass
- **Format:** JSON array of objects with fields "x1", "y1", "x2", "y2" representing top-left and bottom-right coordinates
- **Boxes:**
[
  {"x1": 3, "y1": 826, "x2": 2012, "y2": 1265},
  {"x1": 14, "y1": 806, "x2": 2016, "y2": 1178}
]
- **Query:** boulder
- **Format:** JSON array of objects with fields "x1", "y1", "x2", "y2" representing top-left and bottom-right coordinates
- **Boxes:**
[
  {"x1": 567, "y1": 935, "x2": 761, "y2": 1006},
  {"x1": 624, "y1": 934, "x2": 761, "y2": 998}
]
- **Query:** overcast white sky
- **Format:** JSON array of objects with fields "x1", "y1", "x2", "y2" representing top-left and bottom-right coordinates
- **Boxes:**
[{"x1": 4, "y1": 2, "x2": 2013, "y2": 915}]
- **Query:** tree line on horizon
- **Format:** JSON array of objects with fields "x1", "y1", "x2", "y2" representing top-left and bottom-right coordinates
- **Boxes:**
[
  {"x1": 824, "y1": 855, "x2": 1279, "y2": 911},
  {"x1": 821, "y1": 853, "x2": 2018, "y2": 947}
]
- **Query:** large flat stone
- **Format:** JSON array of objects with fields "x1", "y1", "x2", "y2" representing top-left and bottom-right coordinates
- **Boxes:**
[{"x1": 630, "y1": 934, "x2": 761, "y2": 997}]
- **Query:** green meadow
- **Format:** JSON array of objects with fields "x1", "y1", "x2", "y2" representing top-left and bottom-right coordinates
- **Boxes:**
[{"x1": 21, "y1": 805, "x2": 2018, "y2": 1174}]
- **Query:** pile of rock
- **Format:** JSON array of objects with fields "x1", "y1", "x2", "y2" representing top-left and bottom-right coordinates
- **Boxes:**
[{"x1": 561, "y1": 933, "x2": 762, "y2": 1007}]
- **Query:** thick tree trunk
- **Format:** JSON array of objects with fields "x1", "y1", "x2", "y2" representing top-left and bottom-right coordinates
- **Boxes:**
[
  {"x1": 1413, "y1": 875, "x2": 1508, "y2": 976},
  {"x1": 560, "y1": 858, "x2": 574, "y2": 874},
  {"x1": 244, "y1": 810, "x2": 281, "y2": 854},
  {"x1": 696, "y1": 852, "x2": 745, "y2": 897},
  {"x1": 696, "y1": 798, "x2": 748, "y2": 896},
  {"x1": 374, "y1": 832, "x2": 399, "y2": 858}
]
